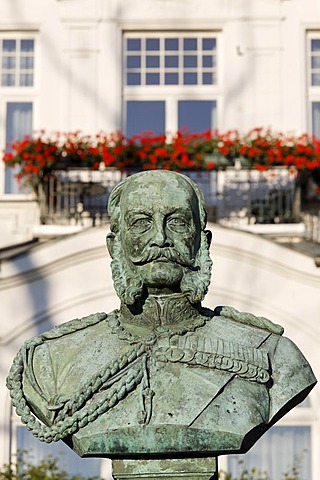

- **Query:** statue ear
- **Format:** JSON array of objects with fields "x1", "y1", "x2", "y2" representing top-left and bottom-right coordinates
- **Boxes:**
[
  {"x1": 204, "y1": 229, "x2": 212, "y2": 247},
  {"x1": 106, "y1": 232, "x2": 115, "y2": 258}
]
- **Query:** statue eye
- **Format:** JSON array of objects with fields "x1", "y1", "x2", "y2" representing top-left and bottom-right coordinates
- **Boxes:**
[
  {"x1": 131, "y1": 217, "x2": 152, "y2": 233},
  {"x1": 167, "y1": 217, "x2": 188, "y2": 232}
]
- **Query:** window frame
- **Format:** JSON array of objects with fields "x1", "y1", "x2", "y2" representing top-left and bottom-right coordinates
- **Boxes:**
[
  {"x1": 122, "y1": 30, "x2": 223, "y2": 135},
  {"x1": 0, "y1": 32, "x2": 37, "y2": 90},
  {"x1": 306, "y1": 31, "x2": 320, "y2": 136},
  {"x1": 0, "y1": 32, "x2": 38, "y2": 196},
  {"x1": 219, "y1": 398, "x2": 317, "y2": 478},
  {"x1": 7, "y1": 408, "x2": 109, "y2": 479},
  {"x1": 123, "y1": 31, "x2": 219, "y2": 89}
]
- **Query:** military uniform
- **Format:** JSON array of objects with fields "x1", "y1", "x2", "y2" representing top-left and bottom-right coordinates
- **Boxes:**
[{"x1": 8, "y1": 294, "x2": 316, "y2": 458}]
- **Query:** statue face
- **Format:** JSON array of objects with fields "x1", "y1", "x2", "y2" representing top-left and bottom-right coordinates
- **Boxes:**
[{"x1": 119, "y1": 173, "x2": 200, "y2": 292}]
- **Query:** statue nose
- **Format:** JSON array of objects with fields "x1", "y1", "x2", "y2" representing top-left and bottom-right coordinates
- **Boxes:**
[{"x1": 150, "y1": 222, "x2": 172, "y2": 248}]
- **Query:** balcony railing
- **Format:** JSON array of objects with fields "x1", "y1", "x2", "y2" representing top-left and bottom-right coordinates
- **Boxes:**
[
  {"x1": 36, "y1": 167, "x2": 319, "y2": 243},
  {"x1": 303, "y1": 210, "x2": 320, "y2": 244},
  {"x1": 38, "y1": 169, "x2": 122, "y2": 227},
  {"x1": 38, "y1": 167, "x2": 297, "y2": 224},
  {"x1": 214, "y1": 167, "x2": 298, "y2": 226}
]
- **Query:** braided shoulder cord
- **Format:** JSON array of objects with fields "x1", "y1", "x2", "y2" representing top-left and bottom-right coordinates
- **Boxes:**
[
  {"x1": 10, "y1": 312, "x2": 112, "y2": 409},
  {"x1": 42, "y1": 312, "x2": 108, "y2": 339},
  {"x1": 7, "y1": 337, "x2": 147, "y2": 443},
  {"x1": 218, "y1": 306, "x2": 284, "y2": 335},
  {"x1": 7, "y1": 346, "x2": 144, "y2": 443},
  {"x1": 54, "y1": 342, "x2": 146, "y2": 423}
]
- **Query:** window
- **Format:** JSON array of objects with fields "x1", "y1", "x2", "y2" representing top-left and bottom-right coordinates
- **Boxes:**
[
  {"x1": 17, "y1": 427, "x2": 102, "y2": 478},
  {"x1": 4, "y1": 102, "x2": 33, "y2": 193},
  {"x1": 0, "y1": 38, "x2": 34, "y2": 87},
  {"x1": 126, "y1": 100, "x2": 165, "y2": 137},
  {"x1": 227, "y1": 426, "x2": 311, "y2": 480},
  {"x1": 307, "y1": 32, "x2": 320, "y2": 136},
  {"x1": 178, "y1": 100, "x2": 217, "y2": 132},
  {"x1": 223, "y1": 396, "x2": 314, "y2": 480},
  {"x1": 124, "y1": 34, "x2": 217, "y2": 87},
  {"x1": 0, "y1": 33, "x2": 36, "y2": 194},
  {"x1": 309, "y1": 38, "x2": 320, "y2": 87},
  {"x1": 123, "y1": 32, "x2": 220, "y2": 136}
]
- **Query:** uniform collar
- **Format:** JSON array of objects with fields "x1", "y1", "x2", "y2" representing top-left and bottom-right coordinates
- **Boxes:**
[{"x1": 109, "y1": 293, "x2": 210, "y2": 343}]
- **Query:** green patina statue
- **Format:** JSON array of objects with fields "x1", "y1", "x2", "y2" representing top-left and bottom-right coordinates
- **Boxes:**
[{"x1": 7, "y1": 171, "x2": 316, "y2": 472}]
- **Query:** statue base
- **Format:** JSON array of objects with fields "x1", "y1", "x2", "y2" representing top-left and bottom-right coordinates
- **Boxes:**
[{"x1": 112, "y1": 457, "x2": 218, "y2": 480}]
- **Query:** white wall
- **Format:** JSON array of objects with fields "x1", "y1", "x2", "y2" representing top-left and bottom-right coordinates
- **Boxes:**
[
  {"x1": 0, "y1": 0, "x2": 310, "y2": 240},
  {"x1": 0, "y1": 0, "x2": 319, "y2": 141},
  {"x1": 0, "y1": 196, "x2": 39, "y2": 248},
  {"x1": 1, "y1": 224, "x2": 319, "y2": 475},
  {"x1": 2, "y1": 0, "x2": 320, "y2": 245},
  {"x1": 0, "y1": 1, "x2": 320, "y2": 471}
]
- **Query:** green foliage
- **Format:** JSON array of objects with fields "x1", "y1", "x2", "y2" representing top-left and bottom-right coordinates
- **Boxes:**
[
  {"x1": 0, "y1": 452, "x2": 304, "y2": 480},
  {"x1": 0, "y1": 451, "x2": 101, "y2": 480},
  {"x1": 281, "y1": 453, "x2": 304, "y2": 480},
  {"x1": 218, "y1": 456, "x2": 304, "y2": 480},
  {"x1": 219, "y1": 464, "x2": 270, "y2": 480}
]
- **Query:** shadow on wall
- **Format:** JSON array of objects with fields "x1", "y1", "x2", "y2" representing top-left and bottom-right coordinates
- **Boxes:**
[
  {"x1": 7, "y1": 1, "x2": 120, "y2": 132},
  {"x1": 1, "y1": 246, "x2": 104, "y2": 477}
]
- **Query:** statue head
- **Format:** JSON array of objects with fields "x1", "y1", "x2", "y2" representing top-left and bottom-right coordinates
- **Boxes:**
[{"x1": 106, "y1": 170, "x2": 212, "y2": 306}]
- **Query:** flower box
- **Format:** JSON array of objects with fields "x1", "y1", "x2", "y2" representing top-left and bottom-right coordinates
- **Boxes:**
[{"x1": 2, "y1": 128, "x2": 320, "y2": 195}]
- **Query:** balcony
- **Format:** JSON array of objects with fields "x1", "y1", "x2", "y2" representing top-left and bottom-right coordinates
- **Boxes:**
[
  {"x1": 35, "y1": 166, "x2": 319, "y2": 244},
  {"x1": 3, "y1": 128, "x2": 319, "y2": 248},
  {"x1": 37, "y1": 168, "x2": 122, "y2": 227},
  {"x1": 0, "y1": 167, "x2": 319, "y2": 265}
]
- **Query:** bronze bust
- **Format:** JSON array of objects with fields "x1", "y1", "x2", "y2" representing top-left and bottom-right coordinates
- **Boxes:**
[{"x1": 7, "y1": 170, "x2": 316, "y2": 459}]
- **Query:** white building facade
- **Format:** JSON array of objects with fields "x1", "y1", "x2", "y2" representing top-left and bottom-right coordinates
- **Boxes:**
[
  {"x1": 0, "y1": 1, "x2": 320, "y2": 478},
  {"x1": 1, "y1": 226, "x2": 320, "y2": 479},
  {"x1": 1, "y1": 0, "x2": 320, "y2": 246},
  {"x1": 1, "y1": 0, "x2": 320, "y2": 193}
]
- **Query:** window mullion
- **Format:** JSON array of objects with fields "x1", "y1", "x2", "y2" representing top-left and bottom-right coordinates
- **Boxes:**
[
  {"x1": 198, "y1": 35, "x2": 202, "y2": 86},
  {"x1": 166, "y1": 96, "x2": 177, "y2": 133},
  {"x1": 141, "y1": 37, "x2": 145, "y2": 86},
  {"x1": 0, "y1": 35, "x2": 35, "y2": 88},
  {"x1": 179, "y1": 36, "x2": 182, "y2": 86},
  {"x1": 308, "y1": 33, "x2": 320, "y2": 135},
  {"x1": 123, "y1": 31, "x2": 220, "y2": 134},
  {"x1": 16, "y1": 39, "x2": 20, "y2": 87},
  {"x1": 160, "y1": 37, "x2": 164, "y2": 86}
]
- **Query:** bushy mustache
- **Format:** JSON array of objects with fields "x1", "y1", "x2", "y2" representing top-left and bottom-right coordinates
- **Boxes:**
[{"x1": 130, "y1": 247, "x2": 196, "y2": 268}]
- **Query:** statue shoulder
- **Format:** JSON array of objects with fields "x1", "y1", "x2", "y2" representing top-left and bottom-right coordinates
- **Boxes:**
[
  {"x1": 6, "y1": 309, "x2": 142, "y2": 443},
  {"x1": 268, "y1": 330, "x2": 317, "y2": 421},
  {"x1": 213, "y1": 305, "x2": 284, "y2": 335},
  {"x1": 41, "y1": 311, "x2": 108, "y2": 341},
  {"x1": 6, "y1": 311, "x2": 112, "y2": 415}
]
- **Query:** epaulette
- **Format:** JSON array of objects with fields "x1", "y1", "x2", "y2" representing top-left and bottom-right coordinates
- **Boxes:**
[
  {"x1": 41, "y1": 312, "x2": 107, "y2": 340},
  {"x1": 214, "y1": 305, "x2": 284, "y2": 335}
]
